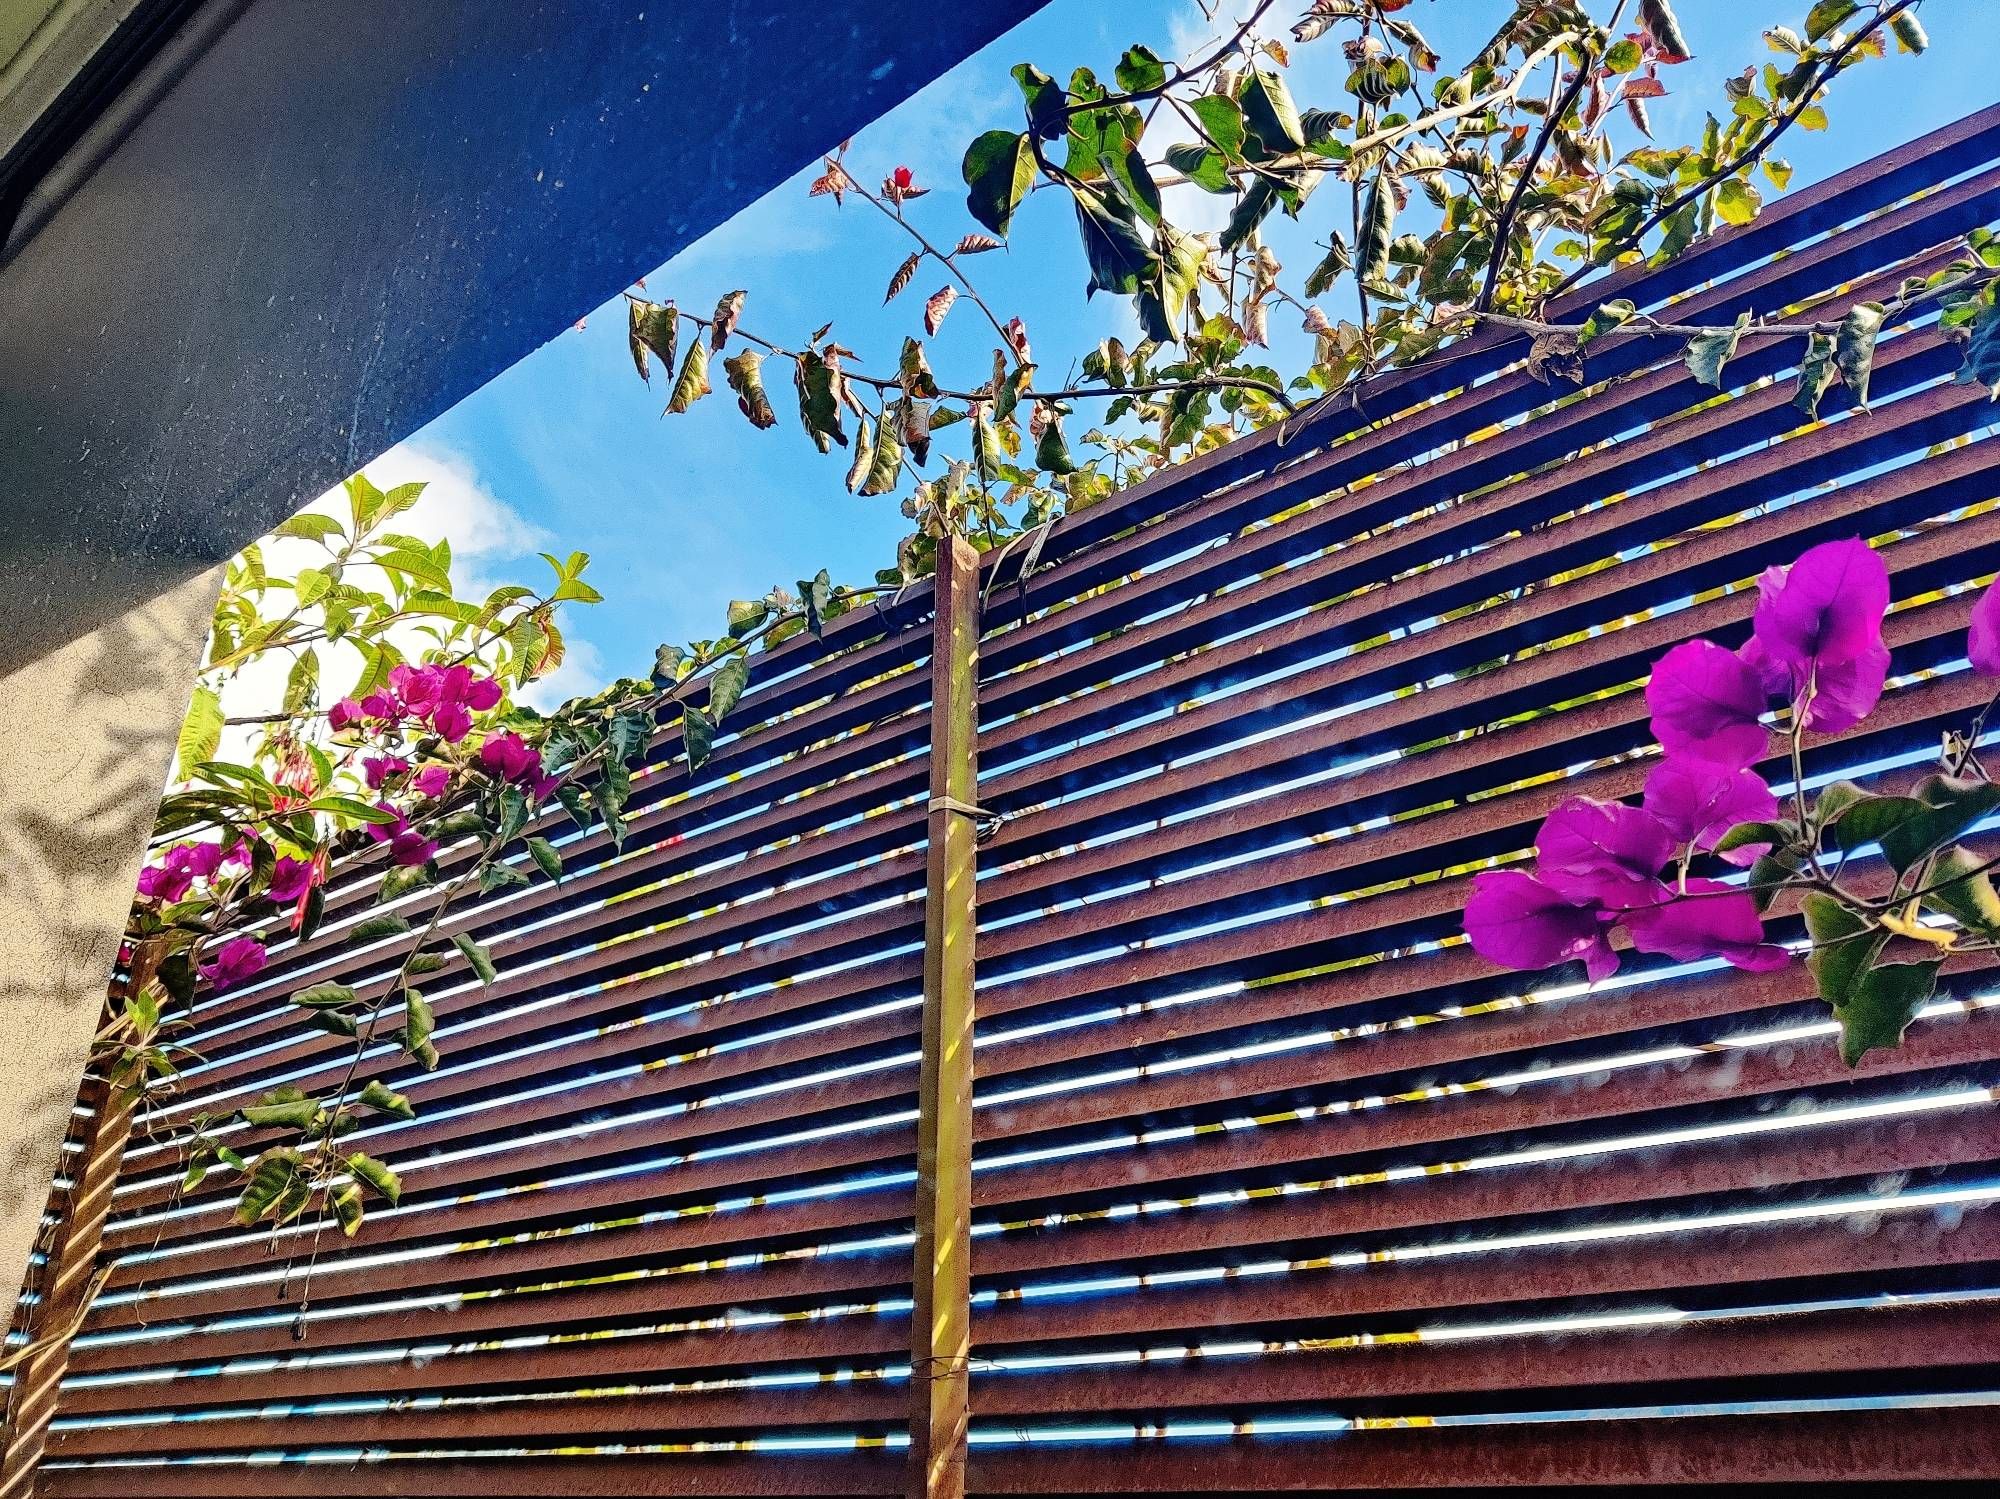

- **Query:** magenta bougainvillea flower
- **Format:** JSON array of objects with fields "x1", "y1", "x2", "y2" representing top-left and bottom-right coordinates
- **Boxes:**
[
  {"x1": 412, "y1": 765, "x2": 452, "y2": 798},
  {"x1": 363, "y1": 803, "x2": 438, "y2": 866},
  {"x1": 198, "y1": 936, "x2": 267, "y2": 993},
  {"x1": 267, "y1": 856, "x2": 314, "y2": 904},
  {"x1": 390, "y1": 830, "x2": 439, "y2": 866},
  {"x1": 1645, "y1": 639, "x2": 1770, "y2": 768},
  {"x1": 1749, "y1": 539, "x2": 1888, "y2": 676},
  {"x1": 430, "y1": 702, "x2": 473, "y2": 743},
  {"x1": 1534, "y1": 797, "x2": 1675, "y2": 910},
  {"x1": 1464, "y1": 870, "x2": 1619, "y2": 980},
  {"x1": 1970, "y1": 577, "x2": 2000, "y2": 676},
  {"x1": 478, "y1": 730, "x2": 544, "y2": 785},
  {"x1": 1625, "y1": 879, "x2": 1789, "y2": 971},
  {"x1": 135, "y1": 856, "x2": 195, "y2": 903},
  {"x1": 328, "y1": 698, "x2": 364, "y2": 732},
  {"x1": 137, "y1": 839, "x2": 244, "y2": 901},
  {"x1": 1642, "y1": 758, "x2": 1780, "y2": 865},
  {"x1": 363, "y1": 754, "x2": 409, "y2": 789}
]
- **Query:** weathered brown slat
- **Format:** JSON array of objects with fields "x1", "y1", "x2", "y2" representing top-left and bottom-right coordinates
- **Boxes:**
[
  {"x1": 66, "y1": 1079, "x2": 2000, "y2": 1378},
  {"x1": 47, "y1": 1296, "x2": 2000, "y2": 1457}
]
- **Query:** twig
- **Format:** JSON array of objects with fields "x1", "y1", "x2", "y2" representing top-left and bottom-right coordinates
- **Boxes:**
[
  {"x1": 1477, "y1": 2, "x2": 1630, "y2": 313},
  {"x1": 1544, "y1": 0, "x2": 1918, "y2": 304}
]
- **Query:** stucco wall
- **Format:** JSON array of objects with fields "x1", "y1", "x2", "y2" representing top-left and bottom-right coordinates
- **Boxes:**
[{"x1": 0, "y1": 559, "x2": 219, "y2": 1309}]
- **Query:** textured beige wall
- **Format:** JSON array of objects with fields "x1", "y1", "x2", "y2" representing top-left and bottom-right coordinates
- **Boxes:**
[{"x1": 0, "y1": 559, "x2": 221, "y2": 1310}]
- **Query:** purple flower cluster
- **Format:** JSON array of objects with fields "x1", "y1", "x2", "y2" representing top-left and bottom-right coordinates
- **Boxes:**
[
  {"x1": 1465, "y1": 539, "x2": 1906, "y2": 982},
  {"x1": 329, "y1": 663, "x2": 502, "y2": 744},
  {"x1": 198, "y1": 935, "x2": 267, "y2": 994},
  {"x1": 478, "y1": 729, "x2": 559, "y2": 800},
  {"x1": 363, "y1": 802, "x2": 442, "y2": 868},
  {"x1": 136, "y1": 838, "x2": 249, "y2": 903}
]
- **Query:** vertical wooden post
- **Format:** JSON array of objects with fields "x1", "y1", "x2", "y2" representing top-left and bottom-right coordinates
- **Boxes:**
[
  {"x1": 1, "y1": 1069, "x2": 136, "y2": 1498},
  {"x1": 908, "y1": 533, "x2": 980, "y2": 1499}
]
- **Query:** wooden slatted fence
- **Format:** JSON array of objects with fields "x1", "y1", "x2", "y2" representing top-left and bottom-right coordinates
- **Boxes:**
[{"x1": 10, "y1": 102, "x2": 2000, "y2": 1495}]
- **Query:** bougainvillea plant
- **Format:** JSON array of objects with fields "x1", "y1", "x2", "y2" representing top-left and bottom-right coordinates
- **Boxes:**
[
  {"x1": 117, "y1": 474, "x2": 881, "y2": 1251},
  {"x1": 1465, "y1": 538, "x2": 2000, "y2": 1065},
  {"x1": 622, "y1": 0, "x2": 1996, "y2": 579}
]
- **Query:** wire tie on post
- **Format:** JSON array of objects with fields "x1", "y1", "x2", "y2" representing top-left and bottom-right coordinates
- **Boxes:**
[{"x1": 927, "y1": 794, "x2": 1003, "y2": 844}]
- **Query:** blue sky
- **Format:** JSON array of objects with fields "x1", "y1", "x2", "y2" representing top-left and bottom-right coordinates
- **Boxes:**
[{"x1": 364, "y1": 0, "x2": 1993, "y2": 701}]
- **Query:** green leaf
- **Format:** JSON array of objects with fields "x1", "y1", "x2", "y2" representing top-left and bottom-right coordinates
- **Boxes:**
[
  {"x1": 1793, "y1": 330, "x2": 1838, "y2": 418},
  {"x1": 1958, "y1": 302, "x2": 2000, "y2": 395},
  {"x1": 273, "y1": 511, "x2": 345, "y2": 543},
  {"x1": 667, "y1": 340, "x2": 711, "y2": 413},
  {"x1": 357, "y1": 1079, "x2": 416, "y2": 1120},
  {"x1": 1114, "y1": 44, "x2": 1167, "y2": 94},
  {"x1": 557, "y1": 784, "x2": 594, "y2": 833},
  {"x1": 591, "y1": 782, "x2": 628, "y2": 850},
  {"x1": 722, "y1": 349, "x2": 778, "y2": 428},
  {"x1": 963, "y1": 130, "x2": 1036, "y2": 237},
  {"x1": 1834, "y1": 301, "x2": 1886, "y2": 408},
  {"x1": 452, "y1": 933, "x2": 498, "y2": 986},
  {"x1": 627, "y1": 299, "x2": 678, "y2": 384},
  {"x1": 1836, "y1": 959, "x2": 1941, "y2": 1066},
  {"x1": 793, "y1": 350, "x2": 848, "y2": 453},
  {"x1": 1221, "y1": 177, "x2": 1281, "y2": 254},
  {"x1": 310, "y1": 794, "x2": 402, "y2": 825},
  {"x1": 1712, "y1": 820, "x2": 1792, "y2": 858},
  {"x1": 859, "y1": 418, "x2": 903, "y2": 496},
  {"x1": 1745, "y1": 850, "x2": 1799, "y2": 914},
  {"x1": 1237, "y1": 68, "x2": 1304, "y2": 153},
  {"x1": 682, "y1": 707, "x2": 717, "y2": 772},
  {"x1": 1826, "y1": 792, "x2": 1927, "y2": 858},
  {"x1": 1924, "y1": 845, "x2": 2000, "y2": 938},
  {"x1": 1165, "y1": 142, "x2": 1231, "y2": 193},
  {"x1": 1136, "y1": 222, "x2": 1205, "y2": 344},
  {"x1": 1578, "y1": 299, "x2": 1637, "y2": 349},
  {"x1": 292, "y1": 566, "x2": 333, "y2": 607},
  {"x1": 1878, "y1": 776, "x2": 2000, "y2": 875},
  {"x1": 1035, "y1": 413, "x2": 1076, "y2": 475},
  {"x1": 844, "y1": 414, "x2": 878, "y2": 494},
  {"x1": 709, "y1": 654, "x2": 750, "y2": 722},
  {"x1": 480, "y1": 862, "x2": 529, "y2": 895},
  {"x1": 1189, "y1": 93, "x2": 1248, "y2": 162},
  {"x1": 290, "y1": 982, "x2": 358, "y2": 1010},
  {"x1": 1683, "y1": 313, "x2": 1750, "y2": 389},
  {"x1": 176, "y1": 686, "x2": 224, "y2": 782},
  {"x1": 1714, "y1": 176, "x2": 1761, "y2": 227},
  {"x1": 1804, "y1": 0, "x2": 1859, "y2": 43},
  {"x1": 233, "y1": 1147, "x2": 304, "y2": 1225},
  {"x1": 240, "y1": 1098, "x2": 321, "y2": 1131},
  {"x1": 1304, "y1": 232, "x2": 1350, "y2": 298},
  {"x1": 608, "y1": 707, "x2": 652, "y2": 764},
  {"x1": 526, "y1": 836, "x2": 564, "y2": 884},
  {"x1": 330, "y1": 1181, "x2": 365, "y2": 1236},
  {"x1": 1803, "y1": 891, "x2": 1885, "y2": 1009},
  {"x1": 400, "y1": 989, "x2": 436, "y2": 1067},
  {"x1": 1012, "y1": 63, "x2": 1066, "y2": 139},
  {"x1": 1603, "y1": 38, "x2": 1643, "y2": 73},
  {"x1": 1072, "y1": 187, "x2": 1155, "y2": 297},
  {"x1": 347, "y1": 1151, "x2": 403, "y2": 1205},
  {"x1": 1357, "y1": 174, "x2": 1394, "y2": 285},
  {"x1": 1889, "y1": 10, "x2": 1928, "y2": 53},
  {"x1": 1638, "y1": 0, "x2": 1691, "y2": 59}
]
